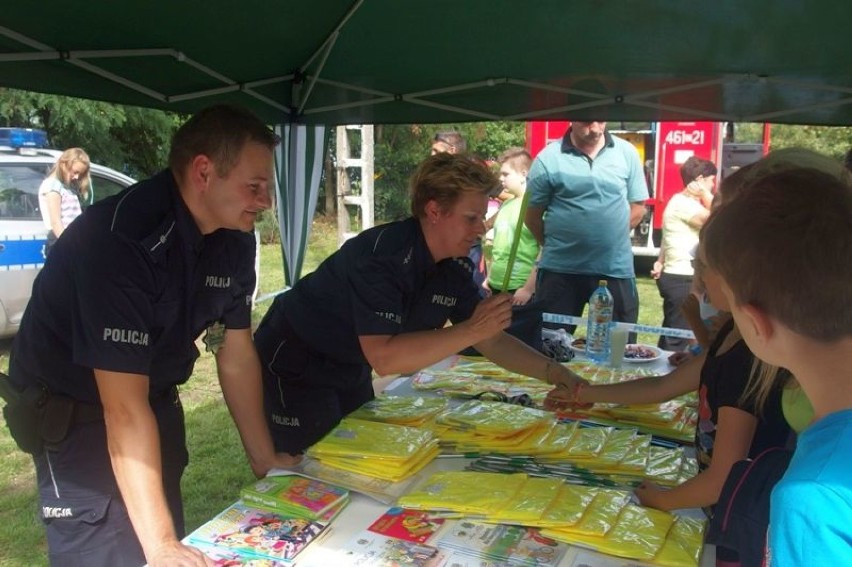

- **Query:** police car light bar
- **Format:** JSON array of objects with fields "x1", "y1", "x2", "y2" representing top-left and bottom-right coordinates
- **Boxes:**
[{"x1": 0, "y1": 127, "x2": 48, "y2": 151}]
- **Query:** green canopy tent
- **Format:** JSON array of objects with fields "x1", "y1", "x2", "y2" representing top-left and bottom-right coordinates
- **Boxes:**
[
  {"x1": 3, "y1": 0, "x2": 851, "y2": 280},
  {"x1": 274, "y1": 123, "x2": 326, "y2": 286}
]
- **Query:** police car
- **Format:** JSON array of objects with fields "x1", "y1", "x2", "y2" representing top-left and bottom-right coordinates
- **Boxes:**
[{"x1": 0, "y1": 128, "x2": 136, "y2": 337}]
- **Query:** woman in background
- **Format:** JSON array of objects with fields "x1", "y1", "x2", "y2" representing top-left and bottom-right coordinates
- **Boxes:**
[{"x1": 651, "y1": 156, "x2": 715, "y2": 351}]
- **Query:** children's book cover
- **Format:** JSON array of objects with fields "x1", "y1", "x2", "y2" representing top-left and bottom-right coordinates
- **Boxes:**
[
  {"x1": 187, "y1": 502, "x2": 327, "y2": 562},
  {"x1": 189, "y1": 540, "x2": 291, "y2": 566},
  {"x1": 367, "y1": 506, "x2": 445, "y2": 544},
  {"x1": 437, "y1": 520, "x2": 568, "y2": 567},
  {"x1": 241, "y1": 473, "x2": 349, "y2": 520}
]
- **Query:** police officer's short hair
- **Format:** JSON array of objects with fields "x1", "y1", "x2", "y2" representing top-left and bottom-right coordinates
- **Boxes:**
[
  {"x1": 409, "y1": 153, "x2": 497, "y2": 218},
  {"x1": 433, "y1": 131, "x2": 467, "y2": 153},
  {"x1": 168, "y1": 104, "x2": 279, "y2": 178}
]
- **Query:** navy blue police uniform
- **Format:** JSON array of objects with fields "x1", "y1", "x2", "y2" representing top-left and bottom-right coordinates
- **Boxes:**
[
  {"x1": 7, "y1": 170, "x2": 256, "y2": 565},
  {"x1": 255, "y1": 217, "x2": 481, "y2": 454}
]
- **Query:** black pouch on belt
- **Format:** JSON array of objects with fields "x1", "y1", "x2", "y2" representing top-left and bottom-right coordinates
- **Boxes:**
[
  {"x1": 0, "y1": 373, "x2": 47, "y2": 455},
  {"x1": 39, "y1": 394, "x2": 77, "y2": 450}
]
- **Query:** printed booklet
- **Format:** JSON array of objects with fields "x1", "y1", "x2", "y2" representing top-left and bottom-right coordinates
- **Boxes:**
[
  {"x1": 299, "y1": 530, "x2": 443, "y2": 567},
  {"x1": 189, "y1": 540, "x2": 291, "y2": 566},
  {"x1": 437, "y1": 520, "x2": 568, "y2": 567},
  {"x1": 241, "y1": 473, "x2": 349, "y2": 520},
  {"x1": 187, "y1": 502, "x2": 331, "y2": 563},
  {"x1": 367, "y1": 506, "x2": 446, "y2": 544}
]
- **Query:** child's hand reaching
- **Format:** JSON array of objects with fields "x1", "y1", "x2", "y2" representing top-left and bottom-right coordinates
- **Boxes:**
[
  {"x1": 634, "y1": 481, "x2": 669, "y2": 511},
  {"x1": 668, "y1": 351, "x2": 694, "y2": 366},
  {"x1": 543, "y1": 385, "x2": 593, "y2": 412}
]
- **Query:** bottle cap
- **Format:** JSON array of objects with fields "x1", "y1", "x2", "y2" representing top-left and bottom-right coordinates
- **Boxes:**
[{"x1": 598, "y1": 279, "x2": 607, "y2": 287}]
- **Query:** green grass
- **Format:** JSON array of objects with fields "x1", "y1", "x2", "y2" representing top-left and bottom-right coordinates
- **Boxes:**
[{"x1": 0, "y1": 215, "x2": 664, "y2": 564}]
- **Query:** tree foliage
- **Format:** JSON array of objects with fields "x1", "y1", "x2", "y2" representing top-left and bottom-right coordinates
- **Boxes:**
[
  {"x1": 3, "y1": 86, "x2": 850, "y2": 223},
  {"x1": 732, "y1": 122, "x2": 852, "y2": 159},
  {"x1": 768, "y1": 124, "x2": 852, "y2": 160},
  {"x1": 0, "y1": 88, "x2": 181, "y2": 179},
  {"x1": 369, "y1": 122, "x2": 525, "y2": 221}
]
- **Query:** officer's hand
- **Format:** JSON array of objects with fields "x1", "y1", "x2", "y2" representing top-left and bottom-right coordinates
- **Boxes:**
[
  {"x1": 466, "y1": 293, "x2": 513, "y2": 341},
  {"x1": 148, "y1": 540, "x2": 214, "y2": 567},
  {"x1": 273, "y1": 452, "x2": 303, "y2": 469},
  {"x1": 251, "y1": 452, "x2": 303, "y2": 478}
]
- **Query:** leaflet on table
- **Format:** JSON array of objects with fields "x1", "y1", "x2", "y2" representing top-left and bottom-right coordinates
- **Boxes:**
[
  {"x1": 297, "y1": 530, "x2": 444, "y2": 567},
  {"x1": 269, "y1": 456, "x2": 423, "y2": 505},
  {"x1": 436, "y1": 520, "x2": 569, "y2": 567}
]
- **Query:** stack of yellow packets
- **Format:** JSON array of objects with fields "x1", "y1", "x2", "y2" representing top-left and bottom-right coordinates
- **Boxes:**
[
  {"x1": 306, "y1": 418, "x2": 439, "y2": 482},
  {"x1": 398, "y1": 470, "x2": 706, "y2": 566},
  {"x1": 347, "y1": 395, "x2": 447, "y2": 427},
  {"x1": 411, "y1": 359, "x2": 554, "y2": 404},
  {"x1": 433, "y1": 400, "x2": 564, "y2": 455},
  {"x1": 563, "y1": 362, "x2": 698, "y2": 442},
  {"x1": 537, "y1": 424, "x2": 697, "y2": 487},
  {"x1": 542, "y1": 503, "x2": 706, "y2": 567}
]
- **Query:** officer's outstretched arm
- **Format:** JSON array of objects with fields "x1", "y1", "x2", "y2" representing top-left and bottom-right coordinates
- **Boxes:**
[
  {"x1": 475, "y1": 332, "x2": 586, "y2": 393},
  {"x1": 94, "y1": 370, "x2": 211, "y2": 566},
  {"x1": 216, "y1": 328, "x2": 301, "y2": 475},
  {"x1": 360, "y1": 293, "x2": 513, "y2": 376}
]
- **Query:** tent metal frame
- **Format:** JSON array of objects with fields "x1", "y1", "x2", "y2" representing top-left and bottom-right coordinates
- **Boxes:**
[{"x1": 4, "y1": 22, "x2": 852, "y2": 125}]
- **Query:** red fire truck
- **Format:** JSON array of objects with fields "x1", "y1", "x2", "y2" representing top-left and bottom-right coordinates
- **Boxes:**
[{"x1": 525, "y1": 121, "x2": 770, "y2": 258}]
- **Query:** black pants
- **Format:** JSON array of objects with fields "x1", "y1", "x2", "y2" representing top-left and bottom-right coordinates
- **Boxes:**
[
  {"x1": 255, "y1": 317, "x2": 374, "y2": 456},
  {"x1": 655, "y1": 272, "x2": 693, "y2": 351},
  {"x1": 536, "y1": 270, "x2": 640, "y2": 343},
  {"x1": 34, "y1": 390, "x2": 187, "y2": 566}
]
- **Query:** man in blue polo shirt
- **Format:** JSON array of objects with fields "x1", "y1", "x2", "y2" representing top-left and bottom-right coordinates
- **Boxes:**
[
  {"x1": 524, "y1": 121, "x2": 648, "y2": 334},
  {"x1": 3, "y1": 105, "x2": 300, "y2": 566}
]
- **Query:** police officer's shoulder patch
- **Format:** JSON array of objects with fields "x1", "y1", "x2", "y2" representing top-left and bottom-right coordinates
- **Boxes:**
[
  {"x1": 452, "y1": 257, "x2": 475, "y2": 275},
  {"x1": 202, "y1": 321, "x2": 226, "y2": 353}
]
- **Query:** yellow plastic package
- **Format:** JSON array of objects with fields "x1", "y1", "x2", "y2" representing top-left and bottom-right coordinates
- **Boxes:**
[
  {"x1": 398, "y1": 471, "x2": 527, "y2": 516},
  {"x1": 486, "y1": 477, "x2": 563, "y2": 524}
]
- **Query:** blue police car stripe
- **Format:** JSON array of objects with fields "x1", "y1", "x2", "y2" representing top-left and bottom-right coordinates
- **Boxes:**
[{"x1": 0, "y1": 236, "x2": 46, "y2": 268}]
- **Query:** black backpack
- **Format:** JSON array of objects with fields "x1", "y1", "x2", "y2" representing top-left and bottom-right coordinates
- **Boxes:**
[{"x1": 707, "y1": 447, "x2": 794, "y2": 567}]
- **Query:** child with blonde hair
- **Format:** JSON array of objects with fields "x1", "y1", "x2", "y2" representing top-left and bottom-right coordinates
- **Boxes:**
[{"x1": 38, "y1": 147, "x2": 91, "y2": 242}]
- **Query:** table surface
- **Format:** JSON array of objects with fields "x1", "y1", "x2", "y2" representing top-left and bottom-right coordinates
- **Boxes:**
[
  {"x1": 193, "y1": 352, "x2": 714, "y2": 566},
  {"x1": 290, "y1": 454, "x2": 715, "y2": 567},
  {"x1": 367, "y1": 354, "x2": 713, "y2": 567}
]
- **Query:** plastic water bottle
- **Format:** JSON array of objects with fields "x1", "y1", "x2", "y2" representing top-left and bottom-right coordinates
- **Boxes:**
[{"x1": 586, "y1": 280, "x2": 614, "y2": 362}]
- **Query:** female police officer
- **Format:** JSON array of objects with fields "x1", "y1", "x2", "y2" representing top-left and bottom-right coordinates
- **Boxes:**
[{"x1": 255, "y1": 152, "x2": 587, "y2": 455}]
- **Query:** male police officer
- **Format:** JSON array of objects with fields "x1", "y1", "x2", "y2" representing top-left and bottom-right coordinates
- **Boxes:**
[{"x1": 3, "y1": 105, "x2": 300, "y2": 566}]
